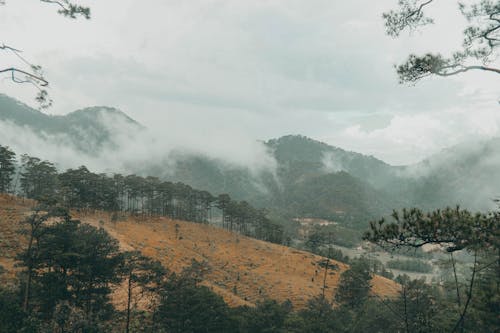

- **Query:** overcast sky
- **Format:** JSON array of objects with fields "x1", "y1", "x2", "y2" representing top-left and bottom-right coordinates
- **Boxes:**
[{"x1": 0, "y1": 0, "x2": 498, "y2": 165}]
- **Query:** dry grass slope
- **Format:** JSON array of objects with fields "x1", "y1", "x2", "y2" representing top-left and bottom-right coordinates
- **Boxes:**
[
  {"x1": 0, "y1": 194, "x2": 399, "y2": 309},
  {"x1": 0, "y1": 194, "x2": 35, "y2": 285}
]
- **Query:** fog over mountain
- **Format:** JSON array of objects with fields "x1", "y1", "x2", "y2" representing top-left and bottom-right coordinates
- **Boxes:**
[
  {"x1": 0, "y1": 94, "x2": 275, "y2": 173},
  {"x1": 1, "y1": 94, "x2": 499, "y2": 216}
]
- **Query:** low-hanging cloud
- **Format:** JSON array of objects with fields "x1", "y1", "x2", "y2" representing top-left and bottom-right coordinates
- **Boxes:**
[
  {"x1": 0, "y1": 108, "x2": 277, "y2": 177},
  {"x1": 321, "y1": 152, "x2": 346, "y2": 173}
]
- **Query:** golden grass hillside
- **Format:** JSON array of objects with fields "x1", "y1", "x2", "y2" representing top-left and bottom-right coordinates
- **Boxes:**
[{"x1": 0, "y1": 194, "x2": 399, "y2": 309}]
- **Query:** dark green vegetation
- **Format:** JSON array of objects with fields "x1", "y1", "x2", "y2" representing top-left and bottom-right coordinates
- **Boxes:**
[
  {"x1": 0, "y1": 144, "x2": 15, "y2": 192},
  {"x1": 366, "y1": 207, "x2": 500, "y2": 332},
  {"x1": 386, "y1": 259, "x2": 433, "y2": 273}
]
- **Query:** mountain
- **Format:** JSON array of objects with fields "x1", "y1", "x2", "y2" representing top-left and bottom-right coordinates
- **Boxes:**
[
  {"x1": 261, "y1": 135, "x2": 401, "y2": 220},
  {"x1": 0, "y1": 94, "x2": 143, "y2": 154},
  {"x1": 142, "y1": 135, "x2": 400, "y2": 222},
  {"x1": 399, "y1": 138, "x2": 500, "y2": 211},
  {"x1": 266, "y1": 135, "x2": 398, "y2": 189}
]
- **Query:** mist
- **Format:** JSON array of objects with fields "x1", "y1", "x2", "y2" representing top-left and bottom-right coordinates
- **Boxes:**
[
  {"x1": 0, "y1": 108, "x2": 277, "y2": 178},
  {"x1": 321, "y1": 152, "x2": 346, "y2": 173}
]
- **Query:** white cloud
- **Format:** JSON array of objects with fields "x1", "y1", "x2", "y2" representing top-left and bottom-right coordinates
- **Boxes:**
[
  {"x1": 328, "y1": 105, "x2": 500, "y2": 165},
  {"x1": 0, "y1": 0, "x2": 498, "y2": 165}
]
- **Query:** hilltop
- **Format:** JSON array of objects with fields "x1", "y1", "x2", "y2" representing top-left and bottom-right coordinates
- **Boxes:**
[
  {"x1": 0, "y1": 94, "x2": 143, "y2": 154},
  {"x1": 0, "y1": 194, "x2": 399, "y2": 309}
]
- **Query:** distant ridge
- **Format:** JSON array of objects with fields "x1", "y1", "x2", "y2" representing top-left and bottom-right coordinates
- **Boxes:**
[
  {"x1": 0, "y1": 94, "x2": 141, "y2": 129},
  {"x1": 0, "y1": 94, "x2": 143, "y2": 154}
]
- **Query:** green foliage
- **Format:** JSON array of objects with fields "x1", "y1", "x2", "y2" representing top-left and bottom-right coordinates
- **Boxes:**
[
  {"x1": 120, "y1": 251, "x2": 166, "y2": 333},
  {"x1": 0, "y1": 285, "x2": 25, "y2": 333},
  {"x1": 307, "y1": 224, "x2": 363, "y2": 249},
  {"x1": 141, "y1": 134, "x2": 399, "y2": 224},
  {"x1": 283, "y1": 171, "x2": 392, "y2": 223},
  {"x1": 20, "y1": 154, "x2": 58, "y2": 201},
  {"x1": 325, "y1": 248, "x2": 350, "y2": 264},
  {"x1": 291, "y1": 296, "x2": 339, "y2": 333},
  {"x1": 468, "y1": 250, "x2": 500, "y2": 332},
  {"x1": 0, "y1": 145, "x2": 15, "y2": 193},
  {"x1": 305, "y1": 229, "x2": 328, "y2": 253},
  {"x1": 236, "y1": 299, "x2": 292, "y2": 333},
  {"x1": 59, "y1": 166, "x2": 120, "y2": 211},
  {"x1": 394, "y1": 275, "x2": 450, "y2": 333},
  {"x1": 384, "y1": 0, "x2": 500, "y2": 82},
  {"x1": 365, "y1": 207, "x2": 499, "y2": 252},
  {"x1": 19, "y1": 214, "x2": 123, "y2": 325},
  {"x1": 304, "y1": 228, "x2": 350, "y2": 263},
  {"x1": 39, "y1": 0, "x2": 91, "y2": 19},
  {"x1": 366, "y1": 206, "x2": 500, "y2": 332},
  {"x1": 335, "y1": 258, "x2": 372, "y2": 309},
  {"x1": 387, "y1": 258, "x2": 433, "y2": 273},
  {"x1": 156, "y1": 266, "x2": 234, "y2": 333}
]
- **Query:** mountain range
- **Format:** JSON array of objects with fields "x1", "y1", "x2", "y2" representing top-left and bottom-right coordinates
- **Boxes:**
[{"x1": 1, "y1": 94, "x2": 498, "y2": 223}]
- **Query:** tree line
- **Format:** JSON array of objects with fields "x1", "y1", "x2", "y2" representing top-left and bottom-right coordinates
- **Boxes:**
[{"x1": 0, "y1": 145, "x2": 285, "y2": 244}]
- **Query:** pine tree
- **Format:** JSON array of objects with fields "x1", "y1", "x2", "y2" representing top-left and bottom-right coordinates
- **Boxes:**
[{"x1": 0, "y1": 145, "x2": 16, "y2": 193}]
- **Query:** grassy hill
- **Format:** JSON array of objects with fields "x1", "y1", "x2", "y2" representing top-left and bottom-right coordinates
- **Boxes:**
[{"x1": 0, "y1": 194, "x2": 399, "y2": 309}]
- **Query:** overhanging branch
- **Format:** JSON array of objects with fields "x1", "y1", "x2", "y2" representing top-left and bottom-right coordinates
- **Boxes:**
[
  {"x1": 0, "y1": 67, "x2": 48, "y2": 86},
  {"x1": 434, "y1": 65, "x2": 500, "y2": 76},
  {"x1": 39, "y1": 0, "x2": 90, "y2": 19},
  {"x1": 383, "y1": 0, "x2": 435, "y2": 37}
]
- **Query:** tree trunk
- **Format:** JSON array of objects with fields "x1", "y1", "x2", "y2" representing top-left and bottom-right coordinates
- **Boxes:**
[{"x1": 126, "y1": 272, "x2": 133, "y2": 333}]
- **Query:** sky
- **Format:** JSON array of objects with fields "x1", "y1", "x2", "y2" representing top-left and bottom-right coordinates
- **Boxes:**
[{"x1": 0, "y1": 0, "x2": 499, "y2": 165}]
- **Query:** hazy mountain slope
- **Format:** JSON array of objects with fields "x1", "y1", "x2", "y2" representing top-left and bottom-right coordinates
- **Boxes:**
[
  {"x1": 266, "y1": 135, "x2": 397, "y2": 189},
  {"x1": 151, "y1": 153, "x2": 275, "y2": 207},
  {"x1": 145, "y1": 136, "x2": 399, "y2": 220},
  {"x1": 263, "y1": 135, "x2": 402, "y2": 219},
  {"x1": 283, "y1": 171, "x2": 394, "y2": 221},
  {"x1": 400, "y1": 138, "x2": 500, "y2": 211},
  {"x1": 0, "y1": 94, "x2": 143, "y2": 154}
]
